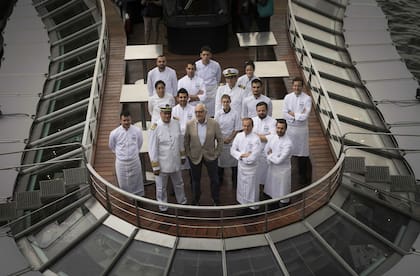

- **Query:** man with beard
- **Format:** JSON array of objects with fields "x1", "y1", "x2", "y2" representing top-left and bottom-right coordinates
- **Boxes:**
[
  {"x1": 252, "y1": 101, "x2": 276, "y2": 189},
  {"x1": 147, "y1": 55, "x2": 178, "y2": 97},
  {"x1": 264, "y1": 119, "x2": 293, "y2": 208},
  {"x1": 109, "y1": 110, "x2": 144, "y2": 196}
]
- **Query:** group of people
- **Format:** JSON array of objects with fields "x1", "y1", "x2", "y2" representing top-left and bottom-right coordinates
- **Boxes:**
[{"x1": 109, "y1": 45, "x2": 312, "y2": 213}]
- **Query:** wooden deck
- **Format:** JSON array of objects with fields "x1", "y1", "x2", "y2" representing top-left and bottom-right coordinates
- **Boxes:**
[{"x1": 92, "y1": 0, "x2": 336, "y2": 238}]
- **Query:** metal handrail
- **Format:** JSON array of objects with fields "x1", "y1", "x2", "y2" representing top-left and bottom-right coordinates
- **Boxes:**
[
  {"x1": 85, "y1": 152, "x2": 345, "y2": 237},
  {"x1": 81, "y1": 0, "x2": 108, "y2": 164},
  {"x1": 287, "y1": 0, "x2": 344, "y2": 156}
]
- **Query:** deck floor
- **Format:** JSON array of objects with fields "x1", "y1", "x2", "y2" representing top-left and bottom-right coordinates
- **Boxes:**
[{"x1": 92, "y1": 0, "x2": 335, "y2": 237}]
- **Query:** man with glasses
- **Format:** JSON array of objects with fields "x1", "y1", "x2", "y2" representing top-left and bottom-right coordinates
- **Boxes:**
[{"x1": 184, "y1": 103, "x2": 223, "y2": 205}]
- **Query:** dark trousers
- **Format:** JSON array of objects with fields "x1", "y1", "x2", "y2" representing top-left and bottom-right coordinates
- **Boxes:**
[
  {"x1": 218, "y1": 166, "x2": 238, "y2": 189},
  {"x1": 256, "y1": 16, "x2": 271, "y2": 32},
  {"x1": 189, "y1": 158, "x2": 220, "y2": 204},
  {"x1": 294, "y1": 156, "x2": 312, "y2": 188}
]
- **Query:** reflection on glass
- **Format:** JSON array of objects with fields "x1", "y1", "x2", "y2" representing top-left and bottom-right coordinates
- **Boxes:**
[
  {"x1": 51, "y1": 2, "x2": 88, "y2": 25},
  {"x1": 315, "y1": 213, "x2": 395, "y2": 274},
  {"x1": 51, "y1": 225, "x2": 127, "y2": 275},
  {"x1": 52, "y1": 86, "x2": 91, "y2": 111},
  {"x1": 111, "y1": 240, "x2": 171, "y2": 276},
  {"x1": 56, "y1": 67, "x2": 94, "y2": 90},
  {"x1": 293, "y1": 0, "x2": 344, "y2": 18},
  {"x1": 170, "y1": 249, "x2": 222, "y2": 276},
  {"x1": 341, "y1": 192, "x2": 410, "y2": 245},
  {"x1": 57, "y1": 16, "x2": 96, "y2": 38},
  {"x1": 44, "y1": 0, "x2": 70, "y2": 13},
  {"x1": 47, "y1": 108, "x2": 88, "y2": 135},
  {"x1": 276, "y1": 232, "x2": 351, "y2": 276},
  {"x1": 226, "y1": 246, "x2": 282, "y2": 276},
  {"x1": 22, "y1": 205, "x2": 97, "y2": 260}
]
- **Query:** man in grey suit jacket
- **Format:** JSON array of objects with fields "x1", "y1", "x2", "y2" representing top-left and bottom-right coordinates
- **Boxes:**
[{"x1": 184, "y1": 103, "x2": 223, "y2": 205}]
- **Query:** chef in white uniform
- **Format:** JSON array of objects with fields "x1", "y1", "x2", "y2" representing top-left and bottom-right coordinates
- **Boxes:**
[
  {"x1": 215, "y1": 94, "x2": 242, "y2": 188},
  {"x1": 148, "y1": 104, "x2": 187, "y2": 212},
  {"x1": 252, "y1": 102, "x2": 277, "y2": 187},
  {"x1": 177, "y1": 62, "x2": 206, "y2": 106},
  {"x1": 109, "y1": 110, "x2": 144, "y2": 196},
  {"x1": 264, "y1": 119, "x2": 293, "y2": 206},
  {"x1": 231, "y1": 118, "x2": 261, "y2": 211},
  {"x1": 283, "y1": 76, "x2": 312, "y2": 187},
  {"x1": 195, "y1": 46, "x2": 221, "y2": 117},
  {"x1": 172, "y1": 88, "x2": 195, "y2": 170}
]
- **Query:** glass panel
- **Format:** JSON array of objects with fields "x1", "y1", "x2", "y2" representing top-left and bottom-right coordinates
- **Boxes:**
[
  {"x1": 19, "y1": 204, "x2": 98, "y2": 261},
  {"x1": 170, "y1": 249, "x2": 222, "y2": 276},
  {"x1": 293, "y1": 0, "x2": 345, "y2": 18},
  {"x1": 46, "y1": 108, "x2": 87, "y2": 135},
  {"x1": 56, "y1": 16, "x2": 95, "y2": 38},
  {"x1": 60, "y1": 52, "x2": 97, "y2": 70},
  {"x1": 51, "y1": 86, "x2": 91, "y2": 111},
  {"x1": 346, "y1": 149, "x2": 401, "y2": 175},
  {"x1": 276, "y1": 232, "x2": 351, "y2": 276},
  {"x1": 329, "y1": 98, "x2": 376, "y2": 125},
  {"x1": 313, "y1": 59, "x2": 358, "y2": 82},
  {"x1": 292, "y1": 3, "x2": 342, "y2": 31},
  {"x1": 40, "y1": 143, "x2": 81, "y2": 161},
  {"x1": 340, "y1": 122, "x2": 388, "y2": 148},
  {"x1": 63, "y1": 30, "x2": 98, "y2": 52},
  {"x1": 110, "y1": 240, "x2": 171, "y2": 276},
  {"x1": 55, "y1": 66, "x2": 94, "y2": 90},
  {"x1": 51, "y1": 225, "x2": 127, "y2": 275},
  {"x1": 298, "y1": 22, "x2": 339, "y2": 46},
  {"x1": 306, "y1": 41, "x2": 350, "y2": 65},
  {"x1": 320, "y1": 78, "x2": 366, "y2": 102},
  {"x1": 43, "y1": 0, "x2": 70, "y2": 13},
  {"x1": 315, "y1": 212, "x2": 395, "y2": 274},
  {"x1": 341, "y1": 192, "x2": 410, "y2": 244},
  {"x1": 226, "y1": 246, "x2": 283, "y2": 276},
  {"x1": 50, "y1": 2, "x2": 89, "y2": 25}
]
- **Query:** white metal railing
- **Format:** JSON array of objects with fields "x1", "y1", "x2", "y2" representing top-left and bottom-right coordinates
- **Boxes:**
[
  {"x1": 287, "y1": 0, "x2": 344, "y2": 159},
  {"x1": 81, "y1": 0, "x2": 108, "y2": 163},
  {"x1": 85, "y1": 153, "x2": 345, "y2": 238}
]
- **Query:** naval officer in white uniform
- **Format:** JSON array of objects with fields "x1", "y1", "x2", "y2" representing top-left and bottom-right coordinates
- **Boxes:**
[{"x1": 149, "y1": 104, "x2": 187, "y2": 212}]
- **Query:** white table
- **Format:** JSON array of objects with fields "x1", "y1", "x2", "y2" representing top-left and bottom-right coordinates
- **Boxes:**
[
  {"x1": 254, "y1": 61, "x2": 289, "y2": 96},
  {"x1": 120, "y1": 84, "x2": 149, "y2": 130},
  {"x1": 124, "y1": 44, "x2": 163, "y2": 83},
  {"x1": 236, "y1": 32, "x2": 277, "y2": 60},
  {"x1": 271, "y1": 99, "x2": 284, "y2": 119}
]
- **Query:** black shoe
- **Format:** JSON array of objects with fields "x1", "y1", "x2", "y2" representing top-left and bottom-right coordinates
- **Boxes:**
[
  {"x1": 279, "y1": 201, "x2": 290, "y2": 208},
  {"x1": 236, "y1": 208, "x2": 251, "y2": 216}
]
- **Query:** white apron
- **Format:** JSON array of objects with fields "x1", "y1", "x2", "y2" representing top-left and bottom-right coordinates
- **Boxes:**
[
  {"x1": 236, "y1": 162, "x2": 259, "y2": 205},
  {"x1": 264, "y1": 164, "x2": 291, "y2": 201},
  {"x1": 287, "y1": 125, "x2": 309, "y2": 156},
  {"x1": 115, "y1": 156, "x2": 144, "y2": 196}
]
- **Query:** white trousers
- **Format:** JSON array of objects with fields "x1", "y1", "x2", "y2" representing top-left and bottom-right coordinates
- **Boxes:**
[{"x1": 155, "y1": 171, "x2": 187, "y2": 211}]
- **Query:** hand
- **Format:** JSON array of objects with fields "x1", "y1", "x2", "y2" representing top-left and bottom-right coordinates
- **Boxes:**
[
  {"x1": 288, "y1": 111, "x2": 295, "y2": 117},
  {"x1": 240, "y1": 152, "x2": 251, "y2": 159},
  {"x1": 181, "y1": 158, "x2": 186, "y2": 164},
  {"x1": 267, "y1": 149, "x2": 272, "y2": 155},
  {"x1": 153, "y1": 170, "x2": 160, "y2": 176}
]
